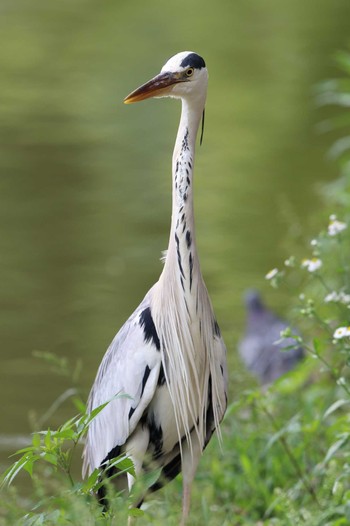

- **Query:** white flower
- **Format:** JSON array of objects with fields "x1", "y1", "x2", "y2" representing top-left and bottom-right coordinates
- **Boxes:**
[
  {"x1": 340, "y1": 292, "x2": 350, "y2": 304},
  {"x1": 325, "y1": 291, "x2": 339, "y2": 303},
  {"x1": 333, "y1": 326, "x2": 350, "y2": 340},
  {"x1": 310, "y1": 239, "x2": 318, "y2": 247},
  {"x1": 301, "y1": 258, "x2": 322, "y2": 272},
  {"x1": 265, "y1": 268, "x2": 279, "y2": 280},
  {"x1": 284, "y1": 256, "x2": 295, "y2": 267},
  {"x1": 325, "y1": 291, "x2": 350, "y2": 304},
  {"x1": 328, "y1": 215, "x2": 347, "y2": 236}
]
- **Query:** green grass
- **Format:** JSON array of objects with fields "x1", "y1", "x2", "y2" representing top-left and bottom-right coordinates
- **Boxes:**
[{"x1": 1, "y1": 357, "x2": 349, "y2": 525}]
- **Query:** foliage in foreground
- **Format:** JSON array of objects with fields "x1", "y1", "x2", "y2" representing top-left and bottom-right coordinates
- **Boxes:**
[{"x1": 2, "y1": 51, "x2": 350, "y2": 525}]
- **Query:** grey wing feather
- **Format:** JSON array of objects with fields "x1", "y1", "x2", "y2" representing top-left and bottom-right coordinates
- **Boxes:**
[
  {"x1": 82, "y1": 288, "x2": 162, "y2": 476},
  {"x1": 215, "y1": 335, "x2": 228, "y2": 418}
]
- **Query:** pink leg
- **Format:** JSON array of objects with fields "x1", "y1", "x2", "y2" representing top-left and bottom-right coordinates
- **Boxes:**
[{"x1": 180, "y1": 434, "x2": 202, "y2": 525}]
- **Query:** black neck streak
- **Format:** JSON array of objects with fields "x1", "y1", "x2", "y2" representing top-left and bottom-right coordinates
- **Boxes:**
[
  {"x1": 174, "y1": 127, "x2": 192, "y2": 205},
  {"x1": 173, "y1": 127, "x2": 195, "y2": 294}
]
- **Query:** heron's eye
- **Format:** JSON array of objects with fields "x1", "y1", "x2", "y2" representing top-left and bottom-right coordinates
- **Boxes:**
[{"x1": 186, "y1": 68, "x2": 194, "y2": 77}]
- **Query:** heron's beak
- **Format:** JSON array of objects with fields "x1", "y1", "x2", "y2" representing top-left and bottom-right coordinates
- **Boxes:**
[{"x1": 124, "y1": 72, "x2": 181, "y2": 104}]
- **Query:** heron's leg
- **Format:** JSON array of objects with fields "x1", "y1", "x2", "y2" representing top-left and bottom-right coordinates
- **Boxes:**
[
  {"x1": 124, "y1": 426, "x2": 150, "y2": 525},
  {"x1": 180, "y1": 434, "x2": 202, "y2": 525},
  {"x1": 180, "y1": 484, "x2": 192, "y2": 526}
]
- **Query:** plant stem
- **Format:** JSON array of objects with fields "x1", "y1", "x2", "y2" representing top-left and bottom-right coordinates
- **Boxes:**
[{"x1": 260, "y1": 402, "x2": 322, "y2": 510}]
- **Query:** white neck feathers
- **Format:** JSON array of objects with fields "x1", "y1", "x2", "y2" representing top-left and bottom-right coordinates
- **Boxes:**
[{"x1": 151, "y1": 93, "x2": 223, "y2": 455}]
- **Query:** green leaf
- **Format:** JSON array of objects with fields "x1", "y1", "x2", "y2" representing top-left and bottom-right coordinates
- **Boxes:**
[
  {"x1": 323, "y1": 399, "x2": 350, "y2": 420},
  {"x1": 42, "y1": 452, "x2": 58, "y2": 466},
  {"x1": 32, "y1": 433, "x2": 41, "y2": 448},
  {"x1": 108, "y1": 455, "x2": 136, "y2": 478},
  {"x1": 1, "y1": 453, "x2": 38, "y2": 487},
  {"x1": 44, "y1": 429, "x2": 51, "y2": 449},
  {"x1": 23, "y1": 457, "x2": 35, "y2": 477},
  {"x1": 52, "y1": 428, "x2": 76, "y2": 441},
  {"x1": 128, "y1": 507, "x2": 144, "y2": 518},
  {"x1": 10, "y1": 446, "x2": 36, "y2": 456},
  {"x1": 240, "y1": 454, "x2": 252, "y2": 476},
  {"x1": 139, "y1": 467, "x2": 162, "y2": 490},
  {"x1": 81, "y1": 468, "x2": 100, "y2": 493},
  {"x1": 323, "y1": 434, "x2": 349, "y2": 465},
  {"x1": 313, "y1": 337, "x2": 322, "y2": 354},
  {"x1": 73, "y1": 397, "x2": 86, "y2": 413}
]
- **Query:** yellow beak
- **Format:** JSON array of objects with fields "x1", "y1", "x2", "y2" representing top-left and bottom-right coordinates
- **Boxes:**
[{"x1": 124, "y1": 72, "x2": 182, "y2": 104}]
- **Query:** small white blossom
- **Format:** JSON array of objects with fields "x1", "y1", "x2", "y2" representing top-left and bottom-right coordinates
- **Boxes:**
[
  {"x1": 284, "y1": 256, "x2": 295, "y2": 267},
  {"x1": 280, "y1": 327, "x2": 292, "y2": 338},
  {"x1": 324, "y1": 291, "x2": 350, "y2": 304},
  {"x1": 265, "y1": 268, "x2": 279, "y2": 280},
  {"x1": 325, "y1": 291, "x2": 339, "y2": 303},
  {"x1": 333, "y1": 326, "x2": 350, "y2": 340},
  {"x1": 328, "y1": 215, "x2": 347, "y2": 236},
  {"x1": 310, "y1": 239, "x2": 318, "y2": 247},
  {"x1": 342, "y1": 293, "x2": 350, "y2": 304},
  {"x1": 301, "y1": 258, "x2": 322, "y2": 272}
]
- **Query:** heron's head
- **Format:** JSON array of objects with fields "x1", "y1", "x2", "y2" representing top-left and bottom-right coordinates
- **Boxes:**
[{"x1": 124, "y1": 51, "x2": 208, "y2": 105}]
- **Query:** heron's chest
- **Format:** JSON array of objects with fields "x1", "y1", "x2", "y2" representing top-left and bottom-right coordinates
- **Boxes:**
[
  {"x1": 145, "y1": 332, "x2": 208, "y2": 457},
  {"x1": 145, "y1": 385, "x2": 180, "y2": 455}
]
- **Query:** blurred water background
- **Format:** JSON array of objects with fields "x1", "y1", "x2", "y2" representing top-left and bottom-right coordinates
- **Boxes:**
[{"x1": 1, "y1": 0, "x2": 350, "y2": 471}]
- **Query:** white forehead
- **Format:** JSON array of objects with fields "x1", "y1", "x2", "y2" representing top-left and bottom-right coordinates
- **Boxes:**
[{"x1": 161, "y1": 51, "x2": 203, "y2": 73}]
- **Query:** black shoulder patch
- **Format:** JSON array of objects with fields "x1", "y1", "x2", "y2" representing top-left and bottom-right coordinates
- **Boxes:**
[
  {"x1": 140, "y1": 307, "x2": 160, "y2": 350},
  {"x1": 157, "y1": 364, "x2": 166, "y2": 386},
  {"x1": 141, "y1": 365, "x2": 151, "y2": 397},
  {"x1": 147, "y1": 413, "x2": 163, "y2": 459},
  {"x1": 213, "y1": 319, "x2": 221, "y2": 337},
  {"x1": 180, "y1": 52, "x2": 206, "y2": 70},
  {"x1": 98, "y1": 444, "x2": 122, "y2": 508},
  {"x1": 148, "y1": 453, "x2": 182, "y2": 493},
  {"x1": 101, "y1": 444, "x2": 121, "y2": 467}
]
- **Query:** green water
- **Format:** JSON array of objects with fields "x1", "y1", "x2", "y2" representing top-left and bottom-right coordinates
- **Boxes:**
[{"x1": 1, "y1": 0, "x2": 349, "y2": 468}]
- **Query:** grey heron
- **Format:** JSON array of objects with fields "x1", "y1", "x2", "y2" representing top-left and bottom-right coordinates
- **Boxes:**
[
  {"x1": 82, "y1": 51, "x2": 228, "y2": 524},
  {"x1": 238, "y1": 290, "x2": 304, "y2": 385}
]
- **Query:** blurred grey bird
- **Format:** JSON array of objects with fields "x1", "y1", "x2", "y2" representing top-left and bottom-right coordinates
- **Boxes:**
[{"x1": 238, "y1": 290, "x2": 304, "y2": 385}]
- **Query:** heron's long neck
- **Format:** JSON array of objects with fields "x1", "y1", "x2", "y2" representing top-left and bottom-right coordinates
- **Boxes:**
[
  {"x1": 160, "y1": 98, "x2": 204, "y2": 303},
  {"x1": 154, "y1": 95, "x2": 220, "y2": 452}
]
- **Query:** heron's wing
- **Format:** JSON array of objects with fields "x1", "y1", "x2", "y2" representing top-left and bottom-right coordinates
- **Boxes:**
[
  {"x1": 82, "y1": 288, "x2": 162, "y2": 476},
  {"x1": 215, "y1": 335, "x2": 228, "y2": 419},
  {"x1": 205, "y1": 333, "x2": 228, "y2": 445}
]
